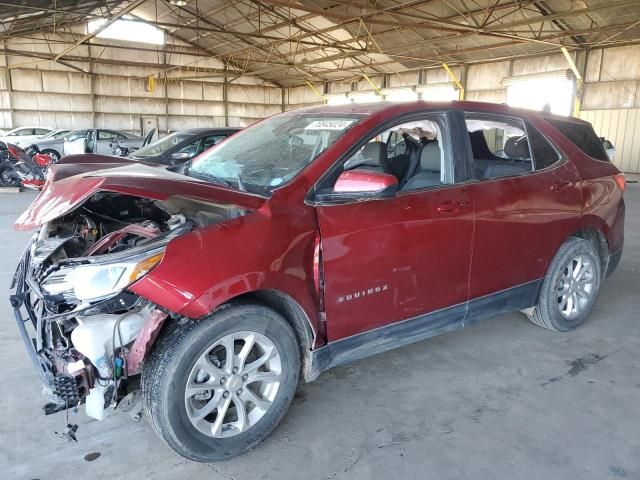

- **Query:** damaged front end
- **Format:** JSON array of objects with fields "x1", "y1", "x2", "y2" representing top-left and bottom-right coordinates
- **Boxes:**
[{"x1": 10, "y1": 192, "x2": 204, "y2": 421}]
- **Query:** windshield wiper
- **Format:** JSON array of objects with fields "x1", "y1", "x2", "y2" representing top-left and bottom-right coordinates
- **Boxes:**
[{"x1": 188, "y1": 170, "x2": 233, "y2": 188}]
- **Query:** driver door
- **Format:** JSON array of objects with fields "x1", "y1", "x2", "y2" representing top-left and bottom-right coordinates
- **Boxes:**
[{"x1": 314, "y1": 113, "x2": 474, "y2": 341}]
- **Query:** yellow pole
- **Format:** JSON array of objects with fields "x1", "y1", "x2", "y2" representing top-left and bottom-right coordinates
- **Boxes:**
[
  {"x1": 442, "y1": 63, "x2": 465, "y2": 100},
  {"x1": 362, "y1": 73, "x2": 382, "y2": 96},
  {"x1": 305, "y1": 81, "x2": 324, "y2": 98}
]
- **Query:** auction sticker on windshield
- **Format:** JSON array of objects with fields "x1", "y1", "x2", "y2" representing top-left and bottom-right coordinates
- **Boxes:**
[{"x1": 305, "y1": 120, "x2": 354, "y2": 130}]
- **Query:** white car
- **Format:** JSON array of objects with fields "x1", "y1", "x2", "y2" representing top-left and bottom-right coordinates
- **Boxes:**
[
  {"x1": 64, "y1": 129, "x2": 144, "y2": 156},
  {"x1": 0, "y1": 126, "x2": 53, "y2": 146}
]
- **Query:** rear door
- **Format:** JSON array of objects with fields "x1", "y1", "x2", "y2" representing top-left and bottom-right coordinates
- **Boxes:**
[
  {"x1": 461, "y1": 111, "x2": 582, "y2": 320},
  {"x1": 314, "y1": 112, "x2": 475, "y2": 341}
]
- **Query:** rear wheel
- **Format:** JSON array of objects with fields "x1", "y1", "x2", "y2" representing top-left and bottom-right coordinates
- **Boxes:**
[
  {"x1": 526, "y1": 237, "x2": 602, "y2": 331},
  {"x1": 41, "y1": 149, "x2": 60, "y2": 162},
  {"x1": 142, "y1": 304, "x2": 300, "y2": 461}
]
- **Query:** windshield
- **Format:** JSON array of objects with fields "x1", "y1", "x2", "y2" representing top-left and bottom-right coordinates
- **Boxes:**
[
  {"x1": 186, "y1": 113, "x2": 362, "y2": 194},
  {"x1": 133, "y1": 132, "x2": 193, "y2": 158}
]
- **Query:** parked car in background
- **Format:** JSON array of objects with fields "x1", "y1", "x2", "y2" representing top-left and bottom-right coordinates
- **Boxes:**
[
  {"x1": 601, "y1": 137, "x2": 616, "y2": 161},
  {"x1": 29, "y1": 129, "x2": 88, "y2": 160},
  {"x1": 11, "y1": 102, "x2": 625, "y2": 461},
  {"x1": 0, "y1": 126, "x2": 53, "y2": 146},
  {"x1": 64, "y1": 129, "x2": 144, "y2": 156},
  {"x1": 128, "y1": 128, "x2": 240, "y2": 165}
]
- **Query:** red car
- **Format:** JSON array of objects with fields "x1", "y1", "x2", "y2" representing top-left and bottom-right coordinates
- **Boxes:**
[{"x1": 11, "y1": 101, "x2": 625, "y2": 461}]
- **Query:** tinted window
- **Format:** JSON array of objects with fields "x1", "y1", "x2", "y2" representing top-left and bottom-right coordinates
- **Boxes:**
[
  {"x1": 133, "y1": 132, "x2": 193, "y2": 158},
  {"x1": 465, "y1": 115, "x2": 533, "y2": 180},
  {"x1": 547, "y1": 119, "x2": 609, "y2": 162},
  {"x1": 528, "y1": 125, "x2": 560, "y2": 170},
  {"x1": 202, "y1": 135, "x2": 227, "y2": 150},
  {"x1": 177, "y1": 138, "x2": 202, "y2": 158},
  {"x1": 15, "y1": 128, "x2": 35, "y2": 136},
  {"x1": 98, "y1": 130, "x2": 116, "y2": 140}
]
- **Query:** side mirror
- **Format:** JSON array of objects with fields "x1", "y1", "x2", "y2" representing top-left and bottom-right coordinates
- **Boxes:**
[
  {"x1": 312, "y1": 169, "x2": 398, "y2": 204},
  {"x1": 171, "y1": 151, "x2": 191, "y2": 164}
]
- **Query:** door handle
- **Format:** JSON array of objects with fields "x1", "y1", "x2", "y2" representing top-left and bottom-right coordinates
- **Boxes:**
[
  {"x1": 437, "y1": 200, "x2": 470, "y2": 213},
  {"x1": 551, "y1": 181, "x2": 571, "y2": 191},
  {"x1": 437, "y1": 201, "x2": 458, "y2": 213}
]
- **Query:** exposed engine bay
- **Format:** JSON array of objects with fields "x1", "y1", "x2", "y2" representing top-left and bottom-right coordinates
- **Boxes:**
[{"x1": 10, "y1": 192, "x2": 244, "y2": 422}]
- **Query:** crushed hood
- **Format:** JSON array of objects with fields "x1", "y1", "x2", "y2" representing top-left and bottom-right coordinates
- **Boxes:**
[{"x1": 15, "y1": 163, "x2": 267, "y2": 231}]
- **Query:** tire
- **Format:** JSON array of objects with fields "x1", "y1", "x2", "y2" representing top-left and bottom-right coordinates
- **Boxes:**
[
  {"x1": 526, "y1": 237, "x2": 602, "y2": 331},
  {"x1": 142, "y1": 303, "x2": 300, "y2": 461},
  {"x1": 41, "y1": 149, "x2": 60, "y2": 161},
  {"x1": 0, "y1": 162, "x2": 20, "y2": 187}
]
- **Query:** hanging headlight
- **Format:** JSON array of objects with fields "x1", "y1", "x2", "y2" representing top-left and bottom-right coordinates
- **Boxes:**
[{"x1": 42, "y1": 249, "x2": 164, "y2": 302}]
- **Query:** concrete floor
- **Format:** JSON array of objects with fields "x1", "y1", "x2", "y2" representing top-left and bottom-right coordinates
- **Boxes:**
[{"x1": 1, "y1": 179, "x2": 639, "y2": 480}]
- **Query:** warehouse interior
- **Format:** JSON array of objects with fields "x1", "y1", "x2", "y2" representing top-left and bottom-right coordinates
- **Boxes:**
[
  {"x1": 1, "y1": 0, "x2": 640, "y2": 171},
  {"x1": 1, "y1": 1, "x2": 640, "y2": 479}
]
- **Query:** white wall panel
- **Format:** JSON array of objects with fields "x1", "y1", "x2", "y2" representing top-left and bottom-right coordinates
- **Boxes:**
[
  {"x1": 583, "y1": 82, "x2": 639, "y2": 110},
  {"x1": 467, "y1": 61, "x2": 510, "y2": 90},
  {"x1": 0, "y1": 111, "x2": 11, "y2": 129},
  {"x1": 11, "y1": 69, "x2": 42, "y2": 92},
  {"x1": 0, "y1": 91, "x2": 10, "y2": 109},
  {"x1": 580, "y1": 109, "x2": 640, "y2": 173}
]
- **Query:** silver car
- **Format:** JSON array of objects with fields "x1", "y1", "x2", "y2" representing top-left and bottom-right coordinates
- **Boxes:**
[{"x1": 64, "y1": 129, "x2": 144, "y2": 157}]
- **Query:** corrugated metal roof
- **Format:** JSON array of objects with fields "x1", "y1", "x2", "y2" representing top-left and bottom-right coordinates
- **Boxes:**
[{"x1": 1, "y1": 0, "x2": 639, "y2": 86}]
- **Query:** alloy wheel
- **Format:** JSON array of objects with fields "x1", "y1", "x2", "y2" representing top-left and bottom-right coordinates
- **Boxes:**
[
  {"x1": 184, "y1": 331, "x2": 282, "y2": 438},
  {"x1": 556, "y1": 254, "x2": 596, "y2": 319}
]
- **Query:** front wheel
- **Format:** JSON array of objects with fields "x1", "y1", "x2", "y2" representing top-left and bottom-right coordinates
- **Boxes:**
[
  {"x1": 41, "y1": 149, "x2": 60, "y2": 162},
  {"x1": 526, "y1": 237, "x2": 602, "y2": 331},
  {"x1": 0, "y1": 162, "x2": 20, "y2": 187},
  {"x1": 142, "y1": 304, "x2": 300, "y2": 461}
]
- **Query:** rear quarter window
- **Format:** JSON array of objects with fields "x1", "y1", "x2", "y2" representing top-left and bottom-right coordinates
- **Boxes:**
[{"x1": 547, "y1": 119, "x2": 609, "y2": 162}]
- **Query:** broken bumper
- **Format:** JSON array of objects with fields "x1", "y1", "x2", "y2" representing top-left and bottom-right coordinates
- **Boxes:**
[{"x1": 10, "y1": 246, "x2": 72, "y2": 414}]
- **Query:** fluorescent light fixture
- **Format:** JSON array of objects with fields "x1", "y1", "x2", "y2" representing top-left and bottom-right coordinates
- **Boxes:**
[
  {"x1": 88, "y1": 19, "x2": 165, "y2": 45},
  {"x1": 169, "y1": 0, "x2": 188, "y2": 5}
]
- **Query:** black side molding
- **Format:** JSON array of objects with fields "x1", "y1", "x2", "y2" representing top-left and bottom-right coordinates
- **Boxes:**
[{"x1": 305, "y1": 279, "x2": 542, "y2": 382}]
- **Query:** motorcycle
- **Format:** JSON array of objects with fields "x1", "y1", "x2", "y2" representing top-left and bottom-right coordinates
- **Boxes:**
[
  {"x1": 0, "y1": 141, "x2": 20, "y2": 187},
  {"x1": 0, "y1": 143, "x2": 54, "y2": 190}
]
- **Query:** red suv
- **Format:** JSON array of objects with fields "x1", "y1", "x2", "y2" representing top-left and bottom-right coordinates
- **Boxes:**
[{"x1": 11, "y1": 101, "x2": 625, "y2": 461}]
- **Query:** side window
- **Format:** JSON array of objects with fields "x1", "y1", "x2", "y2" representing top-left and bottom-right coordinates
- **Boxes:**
[
  {"x1": 202, "y1": 135, "x2": 227, "y2": 151},
  {"x1": 465, "y1": 114, "x2": 533, "y2": 180},
  {"x1": 527, "y1": 125, "x2": 561, "y2": 170},
  {"x1": 35, "y1": 128, "x2": 49, "y2": 135},
  {"x1": 339, "y1": 116, "x2": 450, "y2": 191},
  {"x1": 98, "y1": 130, "x2": 116, "y2": 140},
  {"x1": 385, "y1": 131, "x2": 406, "y2": 159},
  {"x1": 178, "y1": 138, "x2": 203, "y2": 158},
  {"x1": 547, "y1": 119, "x2": 609, "y2": 162},
  {"x1": 15, "y1": 128, "x2": 35, "y2": 136}
]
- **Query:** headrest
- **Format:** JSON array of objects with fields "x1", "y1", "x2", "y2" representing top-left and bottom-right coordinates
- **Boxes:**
[
  {"x1": 360, "y1": 141, "x2": 387, "y2": 167},
  {"x1": 420, "y1": 141, "x2": 441, "y2": 171},
  {"x1": 504, "y1": 136, "x2": 530, "y2": 159}
]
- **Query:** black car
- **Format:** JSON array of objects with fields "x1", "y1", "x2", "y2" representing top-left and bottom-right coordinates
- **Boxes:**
[{"x1": 128, "y1": 128, "x2": 240, "y2": 165}]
